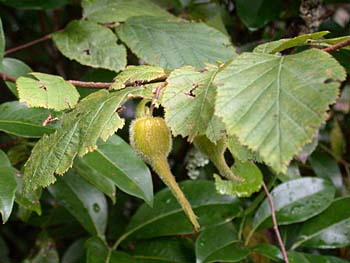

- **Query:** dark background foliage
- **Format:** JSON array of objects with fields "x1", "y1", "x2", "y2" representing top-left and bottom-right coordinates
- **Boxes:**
[{"x1": 0, "y1": 0, "x2": 349, "y2": 262}]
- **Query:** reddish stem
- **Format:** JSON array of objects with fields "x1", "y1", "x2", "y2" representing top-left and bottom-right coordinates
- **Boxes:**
[
  {"x1": 262, "y1": 181, "x2": 289, "y2": 263},
  {"x1": 322, "y1": 39, "x2": 350, "y2": 52},
  {"x1": 4, "y1": 33, "x2": 53, "y2": 55}
]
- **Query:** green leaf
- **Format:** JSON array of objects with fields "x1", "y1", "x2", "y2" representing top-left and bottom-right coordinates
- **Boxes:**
[
  {"x1": 235, "y1": 0, "x2": 282, "y2": 30},
  {"x1": 0, "y1": 0, "x2": 69, "y2": 9},
  {"x1": 74, "y1": 157, "x2": 116, "y2": 204},
  {"x1": 214, "y1": 161, "x2": 263, "y2": 197},
  {"x1": 0, "y1": 150, "x2": 17, "y2": 223},
  {"x1": 117, "y1": 16, "x2": 236, "y2": 70},
  {"x1": 53, "y1": 20, "x2": 126, "y2": 72},
  {"x1": 77, "y1": 135, "x2": 153, "y2": 206},
  {"x1": 215, "y1": 49, "x2": 346, "y2": 173},
  {"x1": 227, "y1": 135, "x2": 261, "y2": 162},
  {"x1": 23, "y1": 88, "x2": 138, "y2": 192},
  {"x1": 196, "y1": 223, "x2": 249, "y2": 263},
  {"x1": 292, "y1": 197, "x2": 350, "y2": 249},
  {"x1": 61, "y1": 239, "x2": 86, "y2": 263},
  {"x1": 252, "y1": 244, "x2": 282, "y2": 262},
  {"x1": 331, "y1": 49, "x2": 350, "y2": 75},
  {"x1": 0, "y1": 101, "x2": 58, "y2": 138},
  {"x1": 86, "y1": 237, "x2": 133, "y2": 263},
  {"x1": 296, "y1": 134, "x2": 318, "y2": 163},
  {"x1": 309, "y1": 151, "x2": 345, "y2": 193},
  {"x1": 277, "y1": 162, "x2": 301, "y2": 182},
  {"x1": 288, "y1": 251, "x2": 348, "y2": 263},
  {"x1": 254, "y1": 31, "x2": 329, "y2": 54},
  {"x1": 0, "y1": 58, "x2": 32, "y2": 97},
  {"x1": 334, "y1": 84, "x2": 350, "y2": 113},
  {"x1": 110, "y1": 65, "x2": 167, "y2": 90},
  {"x1": 252, "y1": 177, "x2": 335, "y2": 233},
  {"x1": 162, "y1": 65, "x2": 224, "y2": 142},
  {"x1": 48, "y1": 171, "x2": 107, "y2": 236},
  {"x1": 17, "y1": 72, "x2": 80, "y2": 111},
  {"x1": 15, "y1": 175, "x2": 41, "y2": 216},
  {"x1": 132, "y1": 238, "x2": 195, "y2": 262},
  {"x1": 254, "y1": 246, "x2": 349, "y2": 263},
  {"x1": 119, "y1": 180, "x2": 241, "y2": 241},
  {"x1": 0, "y1": 17, "x2": 4, "y2": 62},
  {"x1": 23, "y1": 232, "x2": 59, "y2": 263},
  {"x1": 82, "y1": 0, "x2": 173, "y2": 24},
  {"x1": 312, "y1": 35, "x2": 350, "y2": 50},
  {"x1": 330, "y1": 119, "x2": 345, "y2": 160}
]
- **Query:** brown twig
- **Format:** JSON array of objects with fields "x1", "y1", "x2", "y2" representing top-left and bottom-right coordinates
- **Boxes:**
[
  {"x1": 322, "y1": 39, "x2": 350, "y2": 52},
  {"x1": 0, "y1": 72, "x2": 168, "y2": 89},
  {"x1": 262, "y1": 181, "x2": 289, "y2": 263},
  {"x1": 67, "y1": 80, "x2": 112, "y2": 88},
  {"x1": 149, "y1": 82, "x2": 168, "y2": 114},
  {"x1": 42, "y1": 114, "x2": 60, "y2": 126},
  {"x1": 4, "y1": 33, "x2": 53, "y2": 55}
]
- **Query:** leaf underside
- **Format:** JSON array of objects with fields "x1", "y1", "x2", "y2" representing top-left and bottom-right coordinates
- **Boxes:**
[
  {"x1": 117, "y1": 16, "x2": 236, "y2": 70},
  {"x1": 53, "y1": 20, "x2": 126, "y2": 72},
  {"x1": 17, "y1": 72, "x2": 79, "y2": 111},
  {"x1": 215, "y1": 49, "x2": 346, "y2": 173},
  {"x1": 82, "y1": 0, "x2": 173, "y2": 24},
  {"x1": 23, "y1": 88, "x2": 141, "y2": 192},
  {"x1": 163, "y1": 65, "x2": 225, "y2": 142}
]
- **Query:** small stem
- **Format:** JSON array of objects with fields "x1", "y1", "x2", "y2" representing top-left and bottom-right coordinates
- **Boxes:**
[
  {"x1": 262, "y1": 181, "x2": 289, "y2": 263},
  {"x1": 0, "y1": 72, "x2": 17, "y2": 82},
  {"x1": 242, "y1": 176, "x2": 277, "y2": 217},
  {"x1": 322, "y1": 39, "x2": 350, "y2": 52},
  {"x1": 4, "y1": 33, "x2": 54, "y2": 55},
  {"x1": 214, "y1": 155, "x2": 244, "y2": 183},
  {"x1": 135, "y1": 99, "x2": 151, "y2": 118},
  {"x1": 149, "y1": 82, "x2": 167, "y2": 115},
  {"x1": 152, "y1": 157, "x2": 200, "y2": 232},
  {"x1": 66, "y1": 80, "x2": 112, "y2": 88},
  {"x1": 0, "y1": 72, "x2": 167, "y2": 90}
]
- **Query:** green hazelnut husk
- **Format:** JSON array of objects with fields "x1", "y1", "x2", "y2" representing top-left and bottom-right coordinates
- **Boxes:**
[{"x1": 130, "y1": 116, "x2": 200, "y2": 232}]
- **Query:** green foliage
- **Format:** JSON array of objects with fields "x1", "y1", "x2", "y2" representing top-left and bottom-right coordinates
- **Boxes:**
[
  {"x1": 53, "y1": 20, "x2": 127, "y2": 72},
  {"x1": 292, "y1": 197, "x2": 350, "y2": 249},
  {"x1": 254, "y1": 31, "x2": 330, "y2": 54},
  {"x1": 0, "y1": 58, "x2": 32, "y2": 96},
  {"x1": 252, "y1": 177, "x2": 335, "y2": 232},
  {"x1": 163, "y1": 65, "x2": 223, "y2": 142},
  {"x1": 120, "y1": 180, "x2": 241, "y2": 241},
  {"x1": 111, "y1": 65, "x2": 167, "y2": 90},
  {"x1": 116, "y1": 16, "x2": 236, "y2": 69},
  {"x1": 215, "y1": 49, "x2": 346, "y2": 173},
  {"x1": 0, "y1": 150, "x2": 17, "y2": 223},
  {"x1": 214, "y1": 161, "x2": 263, "y2": 197},
  {"x1": 48, "y1": 171, "x2": 107, "y2": 236},
  {"x1": 131, "y1": 238, "x2": 195, "y2": 262},
  {"x1": 196, "y1": 223, "x2": 249, "y2": 263},
  {"x1": 75, "y1": 135, "x2": 153, "y2": 205},
  {"x1": 17, "y1": 72, "x2": 80, "y2": 110},
  {"x1": 1, "y1": 1, "x2": 350, "y2": 262},
  {"x1": 235, "y1": 0, "x2": 282, "y2": 29},
  {"x1": 23, "y1": 88, "x2": 140, "y2": 192},
  {"x1": 0, "y1": 101, "x2": 58, "y2": 137},
  {"x1": 82, "y1": 0, "x2": 173, "y2": 23}
]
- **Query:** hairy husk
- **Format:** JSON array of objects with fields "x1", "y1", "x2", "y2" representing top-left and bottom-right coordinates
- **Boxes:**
[
  {"x1": 193, "y1": 135, "x2": 244, "y2": 182},
  {"x1": 130, "y1": 117, "x2": 200, "y2": 231}
]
